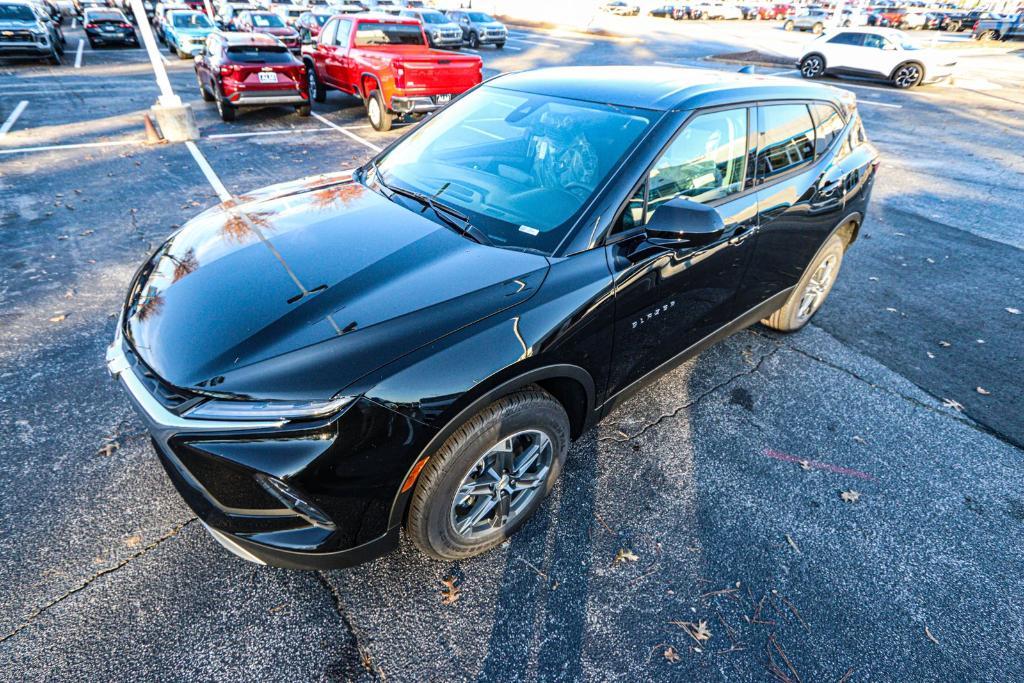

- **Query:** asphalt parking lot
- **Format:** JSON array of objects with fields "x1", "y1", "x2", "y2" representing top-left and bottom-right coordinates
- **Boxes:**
[{"x1": 1, "y1": 14, "x2": 1023, "y2": 682}]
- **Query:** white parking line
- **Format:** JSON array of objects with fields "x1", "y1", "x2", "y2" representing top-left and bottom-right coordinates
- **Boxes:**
[
  {"x1": 511, "y1": 31, "x2": 593, "y2": 45},
  {"x1": 0, "y1": 100, "x2": 28, "y2": 139},
  {"x1": 207, "y1": 127, "x2": 332, "y2": 139},
  {"x1": 74, "y1": 39, "x2": 84, "y2": 68},
  {"x1": 856, "y1": 100, "x2": 903, "y2": 109},
  {"x1": 311, "y1": 112, "x2": 382, "y2": 153},
  {"x1": 508, "y1": 39, "x2": 561, "y2": 49},
  {"x1": 0, "y1": 138, "x2": 142, "y2": 155},
  {"x1": 71, "y1": 18, "x2": 77, "y2": 28},
  {"x1": 503, "y1": 45, "x2": 522, "y2": 51},
  {"x1": 184, "y1": 140, "x2": 231, "y2": 202},
  {"x1": 463, "y1": 47, "x2": 480, "y2": 54}
]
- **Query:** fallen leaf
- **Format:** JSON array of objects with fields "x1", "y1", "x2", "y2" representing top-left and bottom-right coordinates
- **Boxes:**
[
  {"x1": 663, "y1": 646, "x2": 681, "y2": 663},
  {"x1": 124, "y1": 534, "x2": 142, "y2": 547},
  {"x1": 785, "y1": 534, "x2": 801, "y2": 553},
  {"x1": 79, "y1": 229, "x2": 94, "y2": 236},
  {"x1": 926, "y1": 351, "x2": 935, "y2": 359},
  {"x1": 938, "y1": 341, "x2": 951, "y2": 348},
  {"x1": 942, "y1": 398, "x2": 964, "y2": 412},
  {"x1": 868, "y1": 276, "x2": 879, "y2": 281},
  {"x1": 97, "y1": 441, "x2": 119, "y2": 457},
  {"x1": 614, "y1": 548, "x2": 640, "y2": 564},
  {"x1": 798, "y1": 460, "x2": 811, "y2": 471},
  {"x1": 852, "y1": 435, "x2": 867, "y2": 445},
  {"x1": 1007, "y1": 308, "x2": 1021, "y2": 315},
  {"x1": 840, "y1": 490, "x2": 860, "y2": 503},
  {"x1": 48, "y1": 313, "x2": 67, "y2": 323},
  {"x1": 671, "y1": 619, "x2": 712, "y2": 643},
  {"x1": 925, "y1": 626, "x2": 939, "y2": 645},
  {"x1": 925, "y1": 258, "x2": 935, "y2": 264},
  {"x1": 976, "y1": 387, "x2": 990, "y2": 396},
  {"x1": 440, "y1": 576, "x2": 460, "y2": 605},
  {"x1": 976, "y1": 339, "x2": 985, "y2": 344},
  {"x1": 885, "y1": 307, "x2": 898, "y2": 313}
]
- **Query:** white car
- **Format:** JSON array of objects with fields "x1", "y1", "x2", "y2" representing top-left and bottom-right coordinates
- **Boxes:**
[
  {"x1": 798, "y1": 27, "x2": 957, "y2": 89},
  {"x1": 700, "y1": 2, "x2": 743, "y2": 20}
]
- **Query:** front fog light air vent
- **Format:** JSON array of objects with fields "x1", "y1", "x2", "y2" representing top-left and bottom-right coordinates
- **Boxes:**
[{"x1": 255, "y1": 474, "x2": 337, "y2": 531}]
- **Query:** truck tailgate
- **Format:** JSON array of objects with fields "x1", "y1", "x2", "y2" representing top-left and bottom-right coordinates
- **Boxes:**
[{"x1": 399, "y1": 55, "x2": 482, "y2": 95}]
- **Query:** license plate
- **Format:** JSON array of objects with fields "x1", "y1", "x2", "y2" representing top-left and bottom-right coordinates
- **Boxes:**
[
  {"x1": 102, "y1": 26, "x2": 115, "y2": 31},
  {"x1": 435, "y1": 94, "x2": 451, "y2": 104},
  {"x1": 257, "y1": 72, "x2": 278, "y2": 83}
]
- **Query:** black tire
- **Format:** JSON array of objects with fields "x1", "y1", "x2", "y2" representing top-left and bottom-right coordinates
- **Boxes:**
[
  {"x1": 469, "y1": 31, "x2": 480, "y2": 48},
  {"x1": 495, "y1": 41, "x2": 505, "y2": 49},
  {"x1": 296, "y1": 103, "x2": 311, "y2": 117},
  {"x1": 306, "y1": 64, "x2": 326, "y2": 103},
  {"x1": 49, "y1": 48, "x2": 61, "y2": 65},
  {"x1": 197, "y1": 74, "x2": 214, "y2": 101},
  {"x1": 892, "y1": 61, "x2": 924, "y2": 89},
  {"x1": 783, "y1": 19, "x2": 794, "y2": 31},
  {"x1": 947, "y1": 20, "x2": 960, "y2": 31},
  {"x1": 365, "y1": 88, "x2": 392, "y2": 132},
  {"x1": 979, "y1": 29, "x2": 998, "y2": 40},
  {"x1": 762, "y1": 234, "x2": 844, "y2": 332},
  {"x1": 216, "y1": 96, "x2": 235, "y2": 122},
  {"x1": 406, "y1": 388, "x2": 570, "y2": 561},
  {"x1": 167, "y1": 41, "x2": 175, "y2": 55},
  {"x1": 799, "y1": 53, "x2": 825, "y2": 79}
]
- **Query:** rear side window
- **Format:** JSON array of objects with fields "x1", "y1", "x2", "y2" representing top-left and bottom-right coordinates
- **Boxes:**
[
  {"x1": 757, "y1": 104, "x2": 815, "y2": 181},
  {"x1": 827, "y1": 32, "x2": 863, "y2": 45},
  {"x1": 810, "y1": 102, "x2": 845, "y2": 156}
]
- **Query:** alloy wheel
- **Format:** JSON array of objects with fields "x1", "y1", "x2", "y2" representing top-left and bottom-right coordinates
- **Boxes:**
[
  {"x1": 796, "y1": 255, "x2": 836, "y2": 320},
  {"x1": 449, "y1": 429, "x2": 553, "y2": 540},
  {"x1": 307, "y1": 70, "x2": 317, "y2": 100},
  {"x1": 368, "y1": 95, "x2": 380, "y2": 127},
  {"x1": 801, "y1": 56, "x2": 823, "y2": 78},
  {"x1": 894, "y1": 64, "x2": 921, "y2": 88}
]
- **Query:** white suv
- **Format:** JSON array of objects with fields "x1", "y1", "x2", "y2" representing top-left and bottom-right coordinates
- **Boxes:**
[{"x1": 798, "y1": 27, "x2": 957, "y2": 89}]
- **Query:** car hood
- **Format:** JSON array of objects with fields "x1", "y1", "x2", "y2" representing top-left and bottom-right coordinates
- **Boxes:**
[
  {"x1": 123, "y1": 173, "x2": 549, "y2": 399},
  {"x1": 255, "y1": 26, "x2": 295, "y2": 35},
  {"x1": 173, "y1": 25, "x2": 213, "y2": 36},
  {"x1": 0, "y1": 19, "x2": 42, "y2": 29}
]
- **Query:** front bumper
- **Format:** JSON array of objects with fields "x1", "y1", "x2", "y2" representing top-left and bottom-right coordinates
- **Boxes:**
[
  {"x1": 476, "y1": 31, "x2": 507, "y2": 44},
  {"x1": 106, "y1": 329, "x2": 424, "y2": 569}
]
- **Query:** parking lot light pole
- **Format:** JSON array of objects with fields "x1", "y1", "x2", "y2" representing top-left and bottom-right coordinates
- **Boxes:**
[{"x1": 129, "y1": 0, "x2": 199, "y2": 141}]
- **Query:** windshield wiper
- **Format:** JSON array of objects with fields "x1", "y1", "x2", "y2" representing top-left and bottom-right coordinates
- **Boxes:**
[{"x1": 368, "y1": 162, "x2": 493, "y2": 246}]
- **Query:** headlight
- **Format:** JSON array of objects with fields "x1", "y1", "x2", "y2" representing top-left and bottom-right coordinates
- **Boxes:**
[
  {"x1": 185, "y1": 395, "x2": 354, "y2": 421},
  {"x1": 432, "y1": 29, "x2": 440, "y2": 38}
]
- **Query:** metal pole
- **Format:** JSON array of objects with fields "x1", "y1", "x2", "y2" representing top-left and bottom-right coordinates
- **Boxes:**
[{"x1": 128, "y1": 0, "x2": 180, "y2": 106}]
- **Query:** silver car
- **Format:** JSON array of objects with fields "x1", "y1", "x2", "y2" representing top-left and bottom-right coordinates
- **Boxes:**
[
  {"x1": 446, "y1": 8, "x2": 507, "y2": 49},
  {"x1": 784, "y1": 8, "x2": 831, "y2": 34},
  {"x1": 400, "y1": 7, "x2": 463, "y2": 49}
]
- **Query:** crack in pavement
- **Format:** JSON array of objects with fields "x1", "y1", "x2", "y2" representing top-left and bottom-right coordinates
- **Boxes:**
[
  {"x1": 0, "y1": 517, "x2": 197, "y2": 644},
  {"x1": 315, "y1": 571, "x2": 386, "y2": 681},
  {"x1": 600, "y1": 344, "x2": 782, "y2": 443}
]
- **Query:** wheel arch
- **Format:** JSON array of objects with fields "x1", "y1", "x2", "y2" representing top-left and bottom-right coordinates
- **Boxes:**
[
  {"x1": 359, "y1": 71, "x2": 383, "y2": 102},
  {"x1": 802, "y1": 51, "x2": 827, "y2": 68},
  {"x1": 386, "y1": 363, "x2": 596, "y2": 529}
]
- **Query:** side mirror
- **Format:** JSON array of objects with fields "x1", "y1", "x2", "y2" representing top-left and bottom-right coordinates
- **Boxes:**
[{"x1": 645, "y1": 197, "x2": 725, "y2": 247}]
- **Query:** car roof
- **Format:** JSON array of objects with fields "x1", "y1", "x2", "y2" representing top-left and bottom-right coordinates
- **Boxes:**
[
  {"x1": 219, "y1": 30, "x2": 282, "y2": 45},
  {"x1": 489, "y1": 66, "x2": 848, "y2": 112},
  {"x1": 352, "y1": 12, "x2": 421, "y2": 23},
  {"x1": 832, "y1": 26, "x2": 905, "y2": 36}
]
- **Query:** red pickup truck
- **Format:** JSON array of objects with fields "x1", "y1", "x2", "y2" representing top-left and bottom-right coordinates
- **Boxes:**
[{"x1": 302, "y1": 14, "x2": 483, "y2": 131}]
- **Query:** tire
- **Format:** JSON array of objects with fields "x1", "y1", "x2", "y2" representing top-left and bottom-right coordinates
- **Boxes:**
[
  {"x1": 49, "y1": 48, "x2": 61, "y2": 65},
  {"x1": 799, "y1": 54, "x2": 825, "y2": 79},
  {"x1": 761, "y1": 234, "x2": 845, "y2": 332},
  {"x1": 167, "y1": 41, "x2": 175, "y2": 55},
  {"x1": 197, "y1": 74, "x2": 214, "y2": 101},
  {"x1": 947, "y1": 20, "x2": 960, "y2": 32},
  {"x1": 812, "y1": 22, "x2": 823, "y2": 34},
  {"x1": 365, "y1": 88, "x2": 392, "y2": 132},
  {"x1": 892, "y1": 61, "x2": 924, "y2": 89},
  {"x1": 979, "y1": 29, "x2": 998, "y2": 40},
  {"x1": 216, "y1": 96, "x2": 235, "y2": 122},
  {"x1": 783, "y1": 19, "x2": 794, "y2": 31},
  {"x1": 469, "y1": 31, "x2": 479, "y2": 48},
  {"x1": 88, "y1": 38, "x2": 97, "y2": 48},
  {"x1": 306, "y1": 64, "x2": 326, "y2": 103},
  {"x1": 177, "y1": 48, "x2": 188, "y2": 59},
  {"x1": 406, "y1": 388, "x2": 570, "y2": 561},
  {"x1": 296, "y1": 103, "x2": 310, "y2": 117},
  {"x1": 495, "y1": 41, "x2": 504, "y2": 49}
]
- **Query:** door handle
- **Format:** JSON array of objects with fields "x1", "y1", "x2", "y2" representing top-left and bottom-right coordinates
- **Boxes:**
[{"x1": 728, "y1": 224, "x2": 758, "y2": 246}]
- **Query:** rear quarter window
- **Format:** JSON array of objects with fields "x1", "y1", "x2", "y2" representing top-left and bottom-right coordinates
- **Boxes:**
[
  {"x1": 810, "y1": 102, "x2": 845, "y2": 157},
  {"x1": 757, "y1": 103, "x2": 816, "y2": 181}
]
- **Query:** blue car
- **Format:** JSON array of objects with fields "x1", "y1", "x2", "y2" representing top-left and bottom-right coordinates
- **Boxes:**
[{"x1": 163, "y1": 9, "x2": 214, "y2": 59}]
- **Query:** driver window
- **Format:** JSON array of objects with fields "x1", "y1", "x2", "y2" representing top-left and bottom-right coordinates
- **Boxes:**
[
  {"x1": 862, "y1": 34, "x2": 886, "y2": 49},
  {"x1": 320, "y1": 18, "x2": 338, "y2": 45},
  {"x1": 646, "y1": 108, "x2": 748, "y2": 223},
  {"x1": 335, "y1": 19, "x2": 352, "y2": 46}
]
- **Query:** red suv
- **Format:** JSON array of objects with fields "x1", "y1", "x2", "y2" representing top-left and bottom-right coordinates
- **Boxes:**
[
  {"x1": 232, "y1": 10, "x2": 300, "y2": 52},
  {"x1": 195, "y1": 32, "x2": 309, "y2": 121},
  {"x1": 302, "y1": 14, "x2": 482, "y2": 131}
]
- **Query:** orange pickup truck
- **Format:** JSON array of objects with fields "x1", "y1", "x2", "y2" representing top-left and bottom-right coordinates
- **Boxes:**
[{"x1": 301, "y1": 13, "x2": 483, "y2": 131}]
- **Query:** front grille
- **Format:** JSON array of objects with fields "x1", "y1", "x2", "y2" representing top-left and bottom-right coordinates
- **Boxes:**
[
  {"x1": 122, "y1": 340, "x2": 202, "y2": 414},
  {"x1": 0, "y1": 30, "x2": 36, "y2": 43}
]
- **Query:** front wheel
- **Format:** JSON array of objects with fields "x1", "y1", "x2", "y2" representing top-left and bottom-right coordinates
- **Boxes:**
[
  {"x1": 800, "y1": 54, "x2": 825, "y2": 79},
  {"x1": 295, "y1": 103, "x2": 310, "y2": 117},
  {"x1": 307, "y1": 65, "x2": 326, "y2": 103},
  {"x1": 365, "y1": 89, "x2": 392, "y2": 132},
  {"x1": 762, "y1": 234, "x2": 844, "y2": 332},
  {"x1": 892, "y1": 62, "x2": 923, "y2": 89},
  {"x1": 495, "y1": 41, "x2": 504, "y2": 49},
  {"x1": 469, "y1": 31, "x2": 480, "y2": 48},
  {"x1": 406, "y1": 388, "x2": 570, "y2": 561},
  {"x1": 783, "y1": 19, "x2": 794, "y2": 31}
]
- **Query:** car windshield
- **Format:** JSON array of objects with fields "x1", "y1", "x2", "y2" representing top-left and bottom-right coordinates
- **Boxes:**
[
  {"x1": 467, "y1": 12, "x2": 494, "y2": 21},
  {"x1": 89, "y1": 10, "x2": 123, "y2": 20},
  {"x1": 172, "y1": 11, "x2": 211, "y2": 27},
  {"x1": 354, "y1": 22, "x2": 424, "y2": 45},
  {"x1": 227, "y1": 44, "x2": 292, "y2": 62},
  {"x1": 311, "y1": 12, "x2": 329, "y2": 25},
  {"x1": 373, "y1": 86, "x2": 655, "y2": 254},
  {"x1": 0, "y1": 4, "x2": 36, "y2": 20},
  {"x1": 419, "y1": 10, "x2": 446, "y2": 23},
  {"x1": 251, "y1": 12, "x2": 283, "y2": 26}
]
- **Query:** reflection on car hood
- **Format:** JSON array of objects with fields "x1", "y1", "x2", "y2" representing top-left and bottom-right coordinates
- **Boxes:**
[{"x1": 124, "y1": 172, "x2": 549, "y2": 398}]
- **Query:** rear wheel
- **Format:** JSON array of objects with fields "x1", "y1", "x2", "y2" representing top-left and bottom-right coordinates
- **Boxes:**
[
  {"x1": 800, "y1": 54, "x2": 825, "y2": 78},
  {"x1": 406, "y1": 388, "x2": 570, "y2": 561},
  {"x1": 365, "y1": 89, "x2": 392, "y2": 132},
  {"x1": 216, "y1": 96, "x2": 235, "y2": 122},
  {"x1": 892, "y1": 62, "x2": 924, "y2": 88},
  {"x1": 783, "y1": 19, "x2": 794, "y2": 30},
  {"x1": 762, "y1": 234, "x2": 845, "y2": 332},
  {"x1": 946, "y1": 20, "x2": 960, "y2": 31},
  {"x1": 978, "y1": 29, "x2": 998, "y2": 40},
  {"x1": 306, "y1": 65, "x2": 326, "y2": 103},
  {"x1": 295, "y1": 103, "x2": 311, "y2": 117}
]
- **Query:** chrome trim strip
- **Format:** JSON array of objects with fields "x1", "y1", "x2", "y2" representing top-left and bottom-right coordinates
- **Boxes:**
[
  {"x1": 202, "y1": 522, "x2": 267, "y2": 565},
  {"x1": 105, "y1": 328, "x2": 285, "y2": 433}
]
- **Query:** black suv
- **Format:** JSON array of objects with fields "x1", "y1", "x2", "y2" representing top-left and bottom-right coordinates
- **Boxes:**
[{"x1": 108, "y1": 66, "x2": 879, "y2": 569}]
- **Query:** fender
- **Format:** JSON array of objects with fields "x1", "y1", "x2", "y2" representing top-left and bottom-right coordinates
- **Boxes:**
[
  {"x1": 384, "y1": 363, "x2": 596, "y2": 529},
  {"x1": 358, "y1": 71, "x2": 384, "y2": 103}
]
